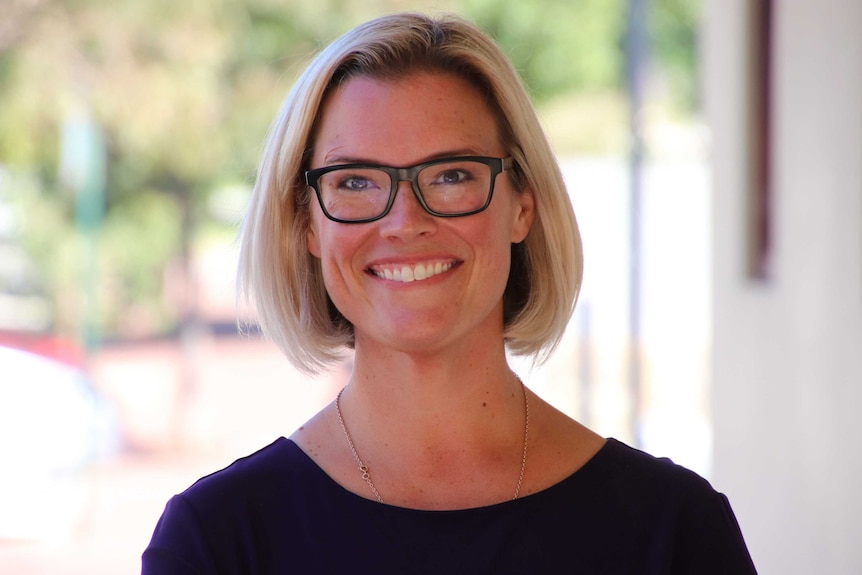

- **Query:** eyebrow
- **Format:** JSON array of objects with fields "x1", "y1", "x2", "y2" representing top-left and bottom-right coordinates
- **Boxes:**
[{"x1": 321, "y1": 148, "x2": 490, "y2": 167}]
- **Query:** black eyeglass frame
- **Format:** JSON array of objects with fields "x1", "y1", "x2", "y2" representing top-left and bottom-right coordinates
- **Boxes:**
[{"x1": 304, "y1": 155, "x2": 514, "y2": 224}]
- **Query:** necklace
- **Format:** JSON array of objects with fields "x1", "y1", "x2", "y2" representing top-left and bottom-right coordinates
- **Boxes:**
[{"x1": 334, "y1": 376, "x2": 530, "y2": 504}]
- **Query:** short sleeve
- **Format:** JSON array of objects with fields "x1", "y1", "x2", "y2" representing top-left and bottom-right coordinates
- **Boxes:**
[
  {"x1": 672, "y1": 484, "x2": 758, "y2": 574},
  {"x1": 141, "y1": 495, "x2": 216, "y2": 575}
]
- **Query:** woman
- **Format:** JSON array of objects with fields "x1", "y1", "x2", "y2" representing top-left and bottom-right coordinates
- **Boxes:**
[{"x1": 143, "y1": 12, "x2": 756, "y2": 574}]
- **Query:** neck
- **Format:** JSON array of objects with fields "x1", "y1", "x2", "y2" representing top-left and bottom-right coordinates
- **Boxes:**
[
  {"x1": 334, "y1": 331, "x2": 529, "y2": 507},
  {"x1": 347, "y1": 344, "x2": 520, "y2": 434},
  {"x1": 335, "y1": 365, "x2": 529, "y2": 507},
  {"x1": 338, "y1": 364, "x2": 524, "y2": 476},
  {"x1": 351, "y1": 322, "x2": 513, "y2": 387}
]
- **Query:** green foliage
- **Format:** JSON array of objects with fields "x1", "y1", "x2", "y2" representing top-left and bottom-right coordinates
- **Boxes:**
[
  {"x1": 650, "y1": 0, "x2": 701, "y2": 112},
  {"x1": 4, "y1": 172, "x2": 77, "y2": 334},
  {"x1": 0, "y1": 0, "x2": 701, "y2": 340},
  {"x1": 464, "y1": 0, "x2": 626, "y2": 101},
  {"x1": 97, "y1": 190, "x2": 183, "y2": 334}
]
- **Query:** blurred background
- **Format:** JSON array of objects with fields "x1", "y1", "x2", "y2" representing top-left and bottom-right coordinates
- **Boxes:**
[{"x1": 1, "y1": 0, "x2": 860, "y2": 573}]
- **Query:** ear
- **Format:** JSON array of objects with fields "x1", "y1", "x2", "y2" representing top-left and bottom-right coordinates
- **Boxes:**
[
  {"x1": 510, "y1": 187, "x2": 535, "y2": 244},
  {"x1": 307, "y1": 218, "x2": 321, "y2": 258}
]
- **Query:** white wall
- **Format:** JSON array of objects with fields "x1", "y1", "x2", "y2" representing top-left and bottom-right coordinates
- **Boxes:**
[{"x1": 706, "y1": 1, "x2": 862, "y2": 573}]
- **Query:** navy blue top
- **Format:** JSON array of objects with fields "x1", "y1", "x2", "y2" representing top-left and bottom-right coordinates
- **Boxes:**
[{"x1": 142, "y1": 438, "x2": 756, "y2": 574}]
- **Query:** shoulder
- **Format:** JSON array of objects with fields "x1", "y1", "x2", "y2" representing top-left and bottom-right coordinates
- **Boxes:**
[
  {"x1": 185, "y1": 438, "x2": 295, "y2": 492},
  {"x1": 146, "y1": 437, "x2": 318, "y2": 541},
  {"x1": 143, "y1": 438, "x2": 323, "y2": 573},
  {"x1": 177, "y1": 437, "x2": 311, "y2": 511},
  {"x1": 521, "y1": 439, "x2": 756, "y2": 573},
  {"x1": 143, "y1": 438, "x2": 324, "y2": 574},
  {"x1": 581, "y1": 438, "x2": 728, "y2": 512},
  {"x1": 530, "y1": 438, "x2": 742, "y2": 542},
  {"x1": 598, "y1": 438, "x2": 710, "y2": 487},
  {"x1": 521, "y1": 437, "x2": 725, "y2": 530},
  {"x1": 592, "y1": 439, "x2": 757, "y2": 573}
]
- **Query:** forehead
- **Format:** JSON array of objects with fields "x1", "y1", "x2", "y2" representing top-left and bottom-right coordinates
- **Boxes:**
[{"x1": 311, "y1": 71, "x2": 504, "y2": 165}]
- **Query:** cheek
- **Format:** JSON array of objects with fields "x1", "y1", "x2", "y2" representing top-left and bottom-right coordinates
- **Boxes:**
[
  {"x1": 475, "y1": 222, "x2": 516, "y2": 277},
  {"x1": 305, "y1": 217, "x2": 360, "y2": 286},
  {"x1": 307, "y1": 229, "x2": 321, "y2": 258},
  {"x1": 306, "y1": 210, "x2": 324, "y2": 258}
]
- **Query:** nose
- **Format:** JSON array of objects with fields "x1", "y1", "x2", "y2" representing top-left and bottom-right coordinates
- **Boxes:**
[{"x1": 378, "y1": 180, "x2": 435, "y2": 238}]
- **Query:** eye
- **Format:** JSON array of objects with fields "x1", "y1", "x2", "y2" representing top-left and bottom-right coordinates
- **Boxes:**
[
  {"x1": 338, "y1": 176, "x2": 374, "y2": 191},
  {"x1": 432, "y1": 168, "x2": 473, "y2": 186},
  {"x1": 330, "y1": 169, "x2": 390, "y2": 192},
  {"x1": 327, "y1": 167, "x2": 390, "y2": 192}
]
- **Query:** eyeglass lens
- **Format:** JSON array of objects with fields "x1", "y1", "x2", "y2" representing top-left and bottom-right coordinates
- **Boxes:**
[{"x1": 317, "y1": 159, "x2": 493, "y2": 221}]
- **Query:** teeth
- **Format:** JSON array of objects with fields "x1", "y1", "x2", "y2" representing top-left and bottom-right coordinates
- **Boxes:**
[{"x1": 372, "y1": 262, "x2": 453, "y2": 283}]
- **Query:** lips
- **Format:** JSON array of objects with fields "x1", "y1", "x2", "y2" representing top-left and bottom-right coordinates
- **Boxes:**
[{"x1": 368, "y1": 261, "x2": 456, "y2": 282}]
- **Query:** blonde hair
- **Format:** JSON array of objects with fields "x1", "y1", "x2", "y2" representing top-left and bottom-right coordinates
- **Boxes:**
[{"x1": 238, "y1": 12, "x2": 583, "y2": 374}]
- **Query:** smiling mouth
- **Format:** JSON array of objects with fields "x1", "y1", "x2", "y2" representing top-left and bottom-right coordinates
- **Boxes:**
[{"x1": 368, "y1": 261, "x2": 456, "y2": 283}]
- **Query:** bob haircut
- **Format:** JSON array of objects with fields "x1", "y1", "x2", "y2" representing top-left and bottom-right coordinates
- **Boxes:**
[{"x1": 238, "y1": 12, "x2": 583, "y2": 375}]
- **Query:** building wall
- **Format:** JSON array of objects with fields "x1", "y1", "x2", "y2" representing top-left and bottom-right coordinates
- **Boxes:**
[{"x1": 706, "y1": 1, "x2": 862, "y2": 573}]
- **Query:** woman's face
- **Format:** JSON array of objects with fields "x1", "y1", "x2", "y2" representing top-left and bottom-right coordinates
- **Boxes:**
[{"x1": 306, "y1": 71, "x2": 534, "y2": 356}]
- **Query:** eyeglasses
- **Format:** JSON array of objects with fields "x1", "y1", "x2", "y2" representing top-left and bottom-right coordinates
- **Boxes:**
[{"x1": 305, "y1": 156, "x2": 513, "y2": 224}]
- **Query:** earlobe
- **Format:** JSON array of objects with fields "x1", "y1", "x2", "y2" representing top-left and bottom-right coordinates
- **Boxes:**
[{"x1": 511, "y1": 187, "x2": 535, "y2": 244}]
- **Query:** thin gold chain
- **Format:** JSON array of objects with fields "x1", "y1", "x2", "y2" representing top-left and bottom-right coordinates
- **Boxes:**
[
  {"x1": 513, "y1": 377, "x2": 529, "y2": 500},
  {"x1": 335, "y1": 376, "x2": 529, "y2": 505},
  {"x1": 335, "y1": 388, "x2": 383, "y2": 503}
]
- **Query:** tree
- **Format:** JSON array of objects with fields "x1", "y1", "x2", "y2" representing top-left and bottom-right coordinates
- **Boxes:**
[{"x1": 0, "y1": 0, "x2": 700, "y2": 341}]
